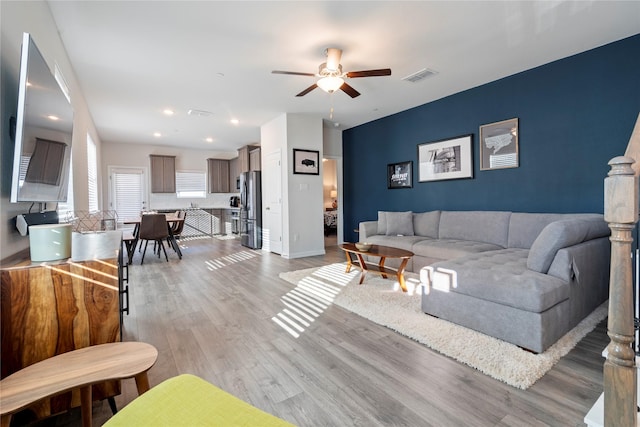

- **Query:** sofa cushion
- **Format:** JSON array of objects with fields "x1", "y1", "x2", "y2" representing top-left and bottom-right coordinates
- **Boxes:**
[
  {"x1": 413, "y1": 211, "x2": 441, "y2": 238},
  {"x1": 422, "y1": 249, "x2": 569, "y2": 313},
  {"x1": 412, "y1": 239, "x2": 503, "y2": 262},
  {"x1": 377, "y1": 211, "x2": 388, "y2": 235},
  {"x1": 438, "y1": 211, "x2": 511, "y2": 247},
  {"x1": 364, "y1": 234, "x2": 424, "y2": 251},
  {"x1": 384, "y1": 211, "x2": 414, "y2": 236},
  {"x1": 507, "y1": 213, "x2": 566, "y2": 249},
  {"x1": 507, "y1": 212, "x2": 604, "y2": 249},
  {"x1": 527, "y1": 217, "x2": 610, "y2": 274}
]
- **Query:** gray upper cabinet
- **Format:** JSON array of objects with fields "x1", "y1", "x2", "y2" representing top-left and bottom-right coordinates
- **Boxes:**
[
  {"x1": 150, "y1": 155, "x2": 176, "y2": 193},
  {"x1": 229, "y1": 157, "x2": 239, "y2": 191},
  {"x1": 249, "y1": 147, "x2": 261, "y2": 171},
  {"x1": 238, "y1": 146, "x2": 250, "y2": 173},
  {"x1": 207, "y1": 158, "x2": 230, "y2": 193},
  {"x1": 238, "y1": 144, "x2": 260, "y2": 173}
]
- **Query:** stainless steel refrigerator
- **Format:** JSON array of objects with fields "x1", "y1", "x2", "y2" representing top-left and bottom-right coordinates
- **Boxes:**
[{"x1": 239, "y1": 171, "x2": 262, "y2": 249}]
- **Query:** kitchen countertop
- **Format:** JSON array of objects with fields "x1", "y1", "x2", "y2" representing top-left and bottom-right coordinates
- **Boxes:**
[{"x1": 157, "y1": 206, "x2": 240, "y2": 211}]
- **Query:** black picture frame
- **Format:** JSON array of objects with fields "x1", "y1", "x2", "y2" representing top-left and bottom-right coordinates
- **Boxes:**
[
  {"x1": 387, "y1": 161, "x2": 413, "y2": 189},
  {"x1": 417, "y1": 134, "x2": 474, "y2": 182},
  {"x1": 293, "y1": 149, "x2": 320, "y2": 175}
]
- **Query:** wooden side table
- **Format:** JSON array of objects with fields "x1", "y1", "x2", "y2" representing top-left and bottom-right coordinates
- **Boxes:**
[{"x1": 0, "y1": 342, "x2": 158, "y2": 427}]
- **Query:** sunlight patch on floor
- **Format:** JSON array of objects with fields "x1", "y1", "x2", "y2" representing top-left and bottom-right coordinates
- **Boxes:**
[
  {"x1": 272, "y1": 264, "x2": 358, "y2": 338},
  {"x1": 204, "y1": 249, "x2": 262, "y2": 271}
]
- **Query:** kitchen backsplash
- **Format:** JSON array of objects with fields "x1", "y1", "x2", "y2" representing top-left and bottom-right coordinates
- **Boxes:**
[{"x1": 149, "y1": 192, "x2": 240, "y2": 210}]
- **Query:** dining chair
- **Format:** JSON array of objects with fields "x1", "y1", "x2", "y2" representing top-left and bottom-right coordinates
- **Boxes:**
[
  {"x1": 168, "y1": 211, "x2": 186, "y2": 254},
  {"x1": 138, "y1": 214, "x2": 170, "y2": 264}
]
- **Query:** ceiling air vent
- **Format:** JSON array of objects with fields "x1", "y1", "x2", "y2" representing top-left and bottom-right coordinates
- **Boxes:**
[
  {"x1": 187, "y1": 109, "x2": 213, "y2": 117},
  {"x1": 401, "y1": 68, "x2": 438, "y2": 83}
]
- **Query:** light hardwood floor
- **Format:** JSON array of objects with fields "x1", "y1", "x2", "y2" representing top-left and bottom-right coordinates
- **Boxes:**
[{"x1": 19, "y1": 235, "x2": 605, "y2": 426}]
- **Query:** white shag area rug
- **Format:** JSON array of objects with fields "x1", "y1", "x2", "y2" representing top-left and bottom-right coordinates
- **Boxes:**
[{"x1": 278, "y1": 263, "x2": 608, "y2": 390}]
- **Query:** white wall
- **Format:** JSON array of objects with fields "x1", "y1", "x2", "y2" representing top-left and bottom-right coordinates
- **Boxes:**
[
  {"x1": 101, "y1": 141, "x2": 238, "y2": 211},
  {"x1": 261, "y1": 113, "x2": 325, "y2": 258},
  {"x1": 285, "y1": 114, "x2": 325, "y2": 258},
  {"x1": 0, "y1": 1, "x2": 101, "y2": 259}
]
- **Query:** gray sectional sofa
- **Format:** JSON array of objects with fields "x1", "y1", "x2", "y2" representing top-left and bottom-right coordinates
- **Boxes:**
[{"x1": 358, "y1": 210, "x2": 611, "y2": 353}]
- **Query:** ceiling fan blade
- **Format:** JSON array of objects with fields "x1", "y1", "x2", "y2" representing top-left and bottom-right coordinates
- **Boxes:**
[
  {"x1": 346, "y1": 68, "x2": 392, "y2": 78},
  {"x1": 272, "y1": 70, "x2": 316, "y2": 77},
  {"x1": 340, "y1": 82, "x2": 361, "y2": 98},
  {"x1": 325, "y1": 48, "x2": 342, "y2": 71},
  {"x1": 296, "y1": 84, "x2": 318, "y2": 97}
]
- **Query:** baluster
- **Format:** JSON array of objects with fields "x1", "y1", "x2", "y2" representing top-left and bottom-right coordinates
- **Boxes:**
[{"x1": 604, "y1": 155, "x2": 638, "y2": 427}]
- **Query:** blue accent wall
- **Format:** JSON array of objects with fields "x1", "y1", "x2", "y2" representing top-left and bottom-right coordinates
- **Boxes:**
[{"x1": 343, "y1": 35, "x2": 640, "y2": 243}]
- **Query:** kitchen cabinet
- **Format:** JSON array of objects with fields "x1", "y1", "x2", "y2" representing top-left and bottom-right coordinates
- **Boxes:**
[
  {"x1": 150, "y1": 155, "x2": 176, "y2": 193},
  {"x1": 238, "y1": 146, "x2": 250, "y2": 173},
  {"x1": 0, "y1": 231, "x2": 124, "y2": 422},
  {"x1": 229, "y1": 157, "x2": 240, "y2": 191},
  {"x1": 207, "y1": 158, "x2": 230, "y2": 193},
  {"x1": 249, "y1": 147, "x2": 261, "y2": 171}
]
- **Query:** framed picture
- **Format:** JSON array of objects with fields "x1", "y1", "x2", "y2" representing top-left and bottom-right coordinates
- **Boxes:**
[
  {"x1": 293, "y1": 149, "x2": 320, "y2": 175},
  {"x1": 479, "y1": 118, "x2": 519, "y2": 170},
  {"x1": 387, "y1": 161, "x2": 413, "y2": 189},
  {"x1": 418, "y1": 134, "x2": 473, "y2": 182}
]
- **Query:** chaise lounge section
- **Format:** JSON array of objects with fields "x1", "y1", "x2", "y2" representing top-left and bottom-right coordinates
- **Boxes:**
[{"x1": 358, "y1": 210, "x2": 610, "y2": 353}]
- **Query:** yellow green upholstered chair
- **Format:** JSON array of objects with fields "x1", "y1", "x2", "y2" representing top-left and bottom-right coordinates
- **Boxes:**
[{"x1": 103, "y1": 374, "x2": 295, "y2": 426}]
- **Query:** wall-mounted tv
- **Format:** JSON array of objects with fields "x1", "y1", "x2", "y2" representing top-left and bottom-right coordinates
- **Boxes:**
[{"x1": 10, "y1": 32, "x2": 73, "y2": 203}]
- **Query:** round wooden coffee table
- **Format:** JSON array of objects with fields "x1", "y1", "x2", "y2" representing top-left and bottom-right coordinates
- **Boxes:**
[{"x1": 339, "y1": 243, "x2": 414, "y2": 292}]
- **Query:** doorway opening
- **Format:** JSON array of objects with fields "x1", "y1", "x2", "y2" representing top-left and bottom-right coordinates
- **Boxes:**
[{"x1": 323, "y1": 158, "x2": 338, "y2": 247}]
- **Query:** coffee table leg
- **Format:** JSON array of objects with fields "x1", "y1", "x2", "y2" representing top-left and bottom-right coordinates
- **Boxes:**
[
  {"x1": 344, "y1": 251, "x2": 354, "y2": 273},
  {"x1": 355, "y1": 253, "x2": 368, "y2": 284},
  {"x1": 397, "y1": 258, "x2": 409, "y2": 292},
  {"x1": 378, "y1": 256, "x2": 388, "y2": 279}
]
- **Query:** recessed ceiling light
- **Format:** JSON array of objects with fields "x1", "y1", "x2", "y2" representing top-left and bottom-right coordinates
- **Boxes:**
[
  {"x1": 153, "y1": 132, "x2": 162, "y2": 137},
  {"x1": 205, "y1": 137, "x2": 214, "y2": 143},
  {"x1": 230, "y1": 119, "x2": 239, "y2": 125},
  {"x1": 47, "y1": 115, "x2": 60, "y2": 121},
  {"x1": 163, "y1": 109, "x2": 174, "y2": 116}
]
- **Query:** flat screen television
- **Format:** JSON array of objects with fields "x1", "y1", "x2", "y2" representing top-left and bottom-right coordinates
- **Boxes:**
[{"x1": 10, "y1": 32, "x2": 73, "y2": 203}]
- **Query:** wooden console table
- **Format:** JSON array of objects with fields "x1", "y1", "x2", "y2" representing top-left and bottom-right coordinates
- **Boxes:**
[
  {"x1": 0, "y1": 231, "x2": 125, "y2": 422},
  {"x1": 0, "y1": 342, "x2": 158, "y2": 427}
]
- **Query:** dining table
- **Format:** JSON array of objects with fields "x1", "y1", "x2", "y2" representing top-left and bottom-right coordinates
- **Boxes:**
[{"x1": 122, "y1": 213, "x2": 184, "y2": 264}]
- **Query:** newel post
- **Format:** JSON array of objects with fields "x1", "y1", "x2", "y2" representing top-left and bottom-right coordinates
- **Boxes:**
[{"x1": 604, "y1": 155, "x2": 638, "y2": 427}]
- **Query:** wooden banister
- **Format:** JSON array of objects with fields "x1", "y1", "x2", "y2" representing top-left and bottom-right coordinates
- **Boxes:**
[{"x1": 604, "y1": 113, "x2": 640, "y2": 427}]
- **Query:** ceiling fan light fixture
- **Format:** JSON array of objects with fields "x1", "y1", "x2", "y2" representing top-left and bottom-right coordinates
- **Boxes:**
[{"x1": 317, "y1": 76, "x2": 344, "y2": 93}]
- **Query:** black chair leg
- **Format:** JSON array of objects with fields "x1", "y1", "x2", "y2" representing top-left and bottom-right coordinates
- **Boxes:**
[
  {"x1": 158, "y1": 240, "x2": 168, "y2": 261},
  {"x1": 141, "y1": 240, "x2": 149, "y2": 264},
  {"x1": 108, "y1": 397, "x2": 118, "y2": 414}
]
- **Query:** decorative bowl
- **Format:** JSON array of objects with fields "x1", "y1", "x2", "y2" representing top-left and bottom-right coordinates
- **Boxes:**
[{"x1": 355, "y1": 242, "x2": 372, "y2": 252}]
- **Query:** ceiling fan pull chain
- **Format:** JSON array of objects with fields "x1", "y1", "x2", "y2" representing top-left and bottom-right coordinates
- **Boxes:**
[{"x1": 330, "y1": 95, "x2": 335, "y2": 120}]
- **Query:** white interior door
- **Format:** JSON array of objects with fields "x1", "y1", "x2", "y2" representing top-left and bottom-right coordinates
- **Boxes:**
[
  {"x1": 263, "y1": 150, "x2": 282, "y2": 254},
  {"x1": 109, "y1": 167, "x2": 147, "y2": 225}
]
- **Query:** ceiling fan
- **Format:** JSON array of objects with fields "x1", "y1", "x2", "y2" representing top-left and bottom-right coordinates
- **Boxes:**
[{"x1": 272, "y1": 48, "x2": 391, "y2": 98}]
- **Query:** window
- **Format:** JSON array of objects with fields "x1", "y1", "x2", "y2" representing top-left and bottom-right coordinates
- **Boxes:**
[
  {"x1": 87, "y1": 134, "x2": 98, "y2": 212},
  {"x1": 176, "y1": 171, "x2": 206, "y2": 198}
]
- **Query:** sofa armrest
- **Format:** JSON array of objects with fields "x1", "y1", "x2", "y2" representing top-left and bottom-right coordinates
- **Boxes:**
[
  {"x1": 359, "y1": 221, "x2": 378, "y2": 241},
  {"x1": 527, "y1": 217, "x2": 609, "y2": 274},
  {"x1": 547, "y1": 237, "x2": 610, "y2": 325}
]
